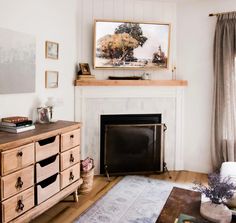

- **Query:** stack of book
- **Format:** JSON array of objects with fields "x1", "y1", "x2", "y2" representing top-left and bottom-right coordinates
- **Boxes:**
[
  {"x1": 0, "y1": 116, "x2": 35, "y2": 133},
  {"x1": 77, "y1": 74, "x2": 95, "y2": 81}
]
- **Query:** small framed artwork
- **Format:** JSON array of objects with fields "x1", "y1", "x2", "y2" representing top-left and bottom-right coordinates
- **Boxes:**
[
  {"x1": 45, "y1": 71, "x2": 59, "y2": 88},
  {"x1": 79, "y1": 63, "x2": 91, "y2": 75},
  {"x1": 45, "y1": 41, "x2": 59, "y2": 59}
]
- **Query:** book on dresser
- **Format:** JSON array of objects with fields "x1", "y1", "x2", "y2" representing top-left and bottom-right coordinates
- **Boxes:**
[
  {"x1": 0, "y1": 124, "x2": 35, "y2": 133},
  {"x1": 0, "y1": 116, "x2": 35, "y2": 133},
  {"x1": 1, "y1": 116, "x2": 28, "y2": 123}
]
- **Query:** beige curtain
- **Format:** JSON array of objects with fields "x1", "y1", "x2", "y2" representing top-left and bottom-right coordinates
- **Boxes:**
[{"x1": 212, "y1": 12, "x2": 236, "y2": 170}]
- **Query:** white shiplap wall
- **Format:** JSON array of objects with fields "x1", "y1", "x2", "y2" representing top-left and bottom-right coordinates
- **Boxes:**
[{"x1": 77, "y1": 0, "x2": 177, "y2": 80}]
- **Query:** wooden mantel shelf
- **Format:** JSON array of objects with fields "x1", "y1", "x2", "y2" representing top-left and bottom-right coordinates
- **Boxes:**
[{"x1": 74, "y1": 79, "x2": 188, "y2": 87}]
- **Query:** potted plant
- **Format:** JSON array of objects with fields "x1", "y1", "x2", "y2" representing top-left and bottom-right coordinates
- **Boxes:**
[{"x1": 193, "y1": 173, "x2": 236, "y2": 223}]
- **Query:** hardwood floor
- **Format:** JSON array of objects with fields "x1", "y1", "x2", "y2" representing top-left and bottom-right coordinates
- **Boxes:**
[{"x1": 31, "y1": 171, "x2": 208, "y2": 223}]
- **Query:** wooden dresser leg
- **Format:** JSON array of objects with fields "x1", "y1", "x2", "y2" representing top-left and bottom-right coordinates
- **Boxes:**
[{"x1": 73, "y1": 190, "x2": 79, "y2": 202}]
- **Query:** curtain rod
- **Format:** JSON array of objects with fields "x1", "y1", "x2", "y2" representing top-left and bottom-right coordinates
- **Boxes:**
[{"x1": 209, "y1": 11, "x2": 236, "y2": 17}]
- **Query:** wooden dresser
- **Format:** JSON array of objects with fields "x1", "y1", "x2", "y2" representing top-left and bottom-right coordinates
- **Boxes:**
[{"x1": 0, "y1": 120, "x2": 83, "y2": 223}]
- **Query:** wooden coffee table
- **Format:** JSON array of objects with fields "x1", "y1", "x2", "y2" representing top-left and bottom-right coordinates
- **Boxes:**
[{"x1": 156, "y1": 187, "x2": 236, "y2": 223}]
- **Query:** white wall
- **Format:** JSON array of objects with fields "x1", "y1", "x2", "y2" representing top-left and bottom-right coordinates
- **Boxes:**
[
  {"x1": 77, "y1": 0, "x2": 177, "y2": 80},
  {"x1": 0, "y1": 0, "x2": 78, "y2": 121},
  {"x1": 177, "y1": 0, "x2": 236, "y2": 173}
]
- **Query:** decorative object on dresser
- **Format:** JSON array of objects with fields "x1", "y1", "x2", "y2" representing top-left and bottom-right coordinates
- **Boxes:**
[
  {"x1": 45, "y1": 41, "x2": 59, "y2": 59},
  {"x1": 0, "y1": 116, "x2": 35, "y2": 133},
  {"x1": 44, "y1": 97, "x2": 60, "y2": 122},
  {"x1": 0, "y1": 120, "x2": 82, "y2": 223},
  {"x1": 37, "y1": 106, "x2": 51, "y2": 123},
  {"x1": 94, "y1": 19, "x2": 170, "y2": 69}
]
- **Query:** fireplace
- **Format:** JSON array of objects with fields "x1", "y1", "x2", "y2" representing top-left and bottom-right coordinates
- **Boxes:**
[{"x1": 100, "y1": 114, "x2": 166, "y2": 175}]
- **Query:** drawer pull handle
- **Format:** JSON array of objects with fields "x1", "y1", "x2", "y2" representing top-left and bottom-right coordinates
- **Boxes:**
[
  {"x1": 15, "y1": 177, "x2": 24, "y2": 189},
  {"x1": 16, "y1": 200, "x2": 24, "y2": 212},
  {"x1": 69, "y1": 171, "x2": 74, "y2": 181},
  {"x1": 70, "y1": 135, "x2": 74, "y2": 139},
  {"x1": 70, "y1": 154, "x2": 74, "y2": 163},
  {"x1": 17, "y1": 151, "x2": 23, "y2": 157}
]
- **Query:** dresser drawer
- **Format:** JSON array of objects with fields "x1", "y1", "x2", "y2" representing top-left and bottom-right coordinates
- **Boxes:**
[
  {"x1": 60, "y1": 163, "x2": 80, "y2": 189},
  {"x1": 1, "y1": 165, "x2": 34, "y2": 200},
  {"x1": 60, "y1": 146, "x2": 80, "y2": 171},
  {"x1": 61, "y1": 129, "x2": 80, "y2": 152},
  {"x1": 1, "y1": 143, "x2": 34, "y2": 176},
  {"x1": 36, "y1": 173, "x2": 60, "y2": 205},
  {"x1": 1, "y1": 187, "x2": 34, "y2": 223},
  {"x1": 36, "y1": 154, "x2": 59, "y2": 183},
  {"x1": 35, "y1": 135, "x2": 59, "y2": 162}
]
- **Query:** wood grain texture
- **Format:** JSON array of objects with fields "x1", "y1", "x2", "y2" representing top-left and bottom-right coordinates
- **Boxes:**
[
  {"x1": 0, "y1": 121, "x2": 82, "y2": 223},
  {"x1": 2, "y1": 187, "x2": 34, "y2": 223},
  {"x1": 74, "y1": 79, "x2": 188, "y2": 86},
  {"x1": 1, "y1": 165, "x2": 34, "y2": 200},
  {"x1": 0, "y1": 121, "x2": 81, "y2": 151},
  {"x1": 156, "y1": 187, "x2": 236, "y2": 223},
  {"x1": 60, "y1": 163, "x2": 80, "y2": 190},
  {"x1": 35, "y1": 135, "x2": 59, "y2": 162},
  {"x1": 1, "y1": 143, "x2": 34, "y2": 176},
  {"x1": 60, "y1": 146, "x2": 80, "y2": 171},
  {"x1": 36, "y1": 155, "x2": 59, "y2": 183},
  {"x1": 156, "y1": 187, "x2": 204, "y2": 223},
  {"x1": 61, "y1": 129, "x2": 80, "y2": 152},
  {"x1": 14, "y1": 179, "x2": 83, "y2": 223},
  {"x1": 36, "y1": 174, "x2": 60, "y2": 205}
]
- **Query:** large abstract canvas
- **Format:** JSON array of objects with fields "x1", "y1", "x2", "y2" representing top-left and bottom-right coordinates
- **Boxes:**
[
  {"x1": 94, "y1": 20, "x2": 170, "y2": 69},
  {"x1": 0, "y1": 28, "x2": 36, "y2": 94}
]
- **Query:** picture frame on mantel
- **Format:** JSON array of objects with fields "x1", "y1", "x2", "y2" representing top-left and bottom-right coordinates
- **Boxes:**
[
  {"x1": 94, "y1": 19, "x2": 171, "y2": 70},
  {"x1": 79, "y1": 63, "x2": 91, "y2": 75},
  {"x1": 45, "y1": 41, "x2": 59, "y2": 59}
]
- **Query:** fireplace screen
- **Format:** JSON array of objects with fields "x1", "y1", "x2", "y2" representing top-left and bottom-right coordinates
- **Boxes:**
[
  {"x1": 100, "y1": 114, "x2": 165, "y2": 175},
  {"x1": 104, "y1": 124, "x2": 164, "y2": 174}
]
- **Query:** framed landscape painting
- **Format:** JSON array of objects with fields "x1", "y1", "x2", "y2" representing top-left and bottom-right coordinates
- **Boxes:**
[{"x1": 94, "y1": 20, "x2": 170, "y2": 69}]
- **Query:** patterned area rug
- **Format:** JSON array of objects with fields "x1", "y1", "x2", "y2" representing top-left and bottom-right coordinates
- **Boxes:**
[{"x1": 75, "y1": 175, "x2": 192, "y2": 223}]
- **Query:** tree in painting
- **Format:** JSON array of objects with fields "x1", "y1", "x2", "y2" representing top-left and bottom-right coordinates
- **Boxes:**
[
  {"x1": 115, "y1": 23, "x2": 148, "y2": 63},
  {"x1": 97, "y1": 23, "x2": 147, "y2": 66},
  {"x1": 97, "y1": 33, "x2": 139, "y2": 65}
]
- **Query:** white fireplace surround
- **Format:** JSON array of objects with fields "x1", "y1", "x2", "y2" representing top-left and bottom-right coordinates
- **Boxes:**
[{"x1": 75, "y1": 86, "x2": 185, "y2": 175}]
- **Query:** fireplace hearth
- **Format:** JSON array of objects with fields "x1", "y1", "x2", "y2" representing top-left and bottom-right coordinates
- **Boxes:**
[{"x1": 100, "y1": 114, "x2": 166, "y2": 175}]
